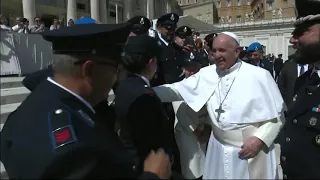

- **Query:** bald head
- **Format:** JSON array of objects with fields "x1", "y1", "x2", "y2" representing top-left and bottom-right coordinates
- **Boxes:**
[{"x1": 211, "y1": 33, "x2": 241, "y2": 70}]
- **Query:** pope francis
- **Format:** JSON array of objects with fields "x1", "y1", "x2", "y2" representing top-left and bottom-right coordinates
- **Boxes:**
[{"x1": 153, "y1": 32, "x2": 286, "y2": 179}]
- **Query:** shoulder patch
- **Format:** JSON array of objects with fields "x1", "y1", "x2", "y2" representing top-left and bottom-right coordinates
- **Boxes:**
[{"x1": 48, "y1": 109, "x2": 77, "y2": 152}]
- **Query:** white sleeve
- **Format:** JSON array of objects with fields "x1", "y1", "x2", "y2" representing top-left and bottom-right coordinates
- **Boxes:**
[
  {"x1": 254, "y1": 112, "x2": 286, "y2": 148},
  {"x1": 153, "y1": 82, "x2": 184, "y2": 102}
]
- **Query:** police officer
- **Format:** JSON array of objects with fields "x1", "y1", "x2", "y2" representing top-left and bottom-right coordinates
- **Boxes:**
[
  {"x1": 115, "y1": 35, "x2": 180, "y2": 176},
  {"x1": 151, "y1": 13, "x2": 182, "y2": 86},
  {"x1": 22, "y1": 64, "x2": 54, "y2": 91},
  {"x1": 203, "y1": 33, "x2": 217, "y2": 64},
  {"x1": 175, "y1": 26, "x2": 207, "y2": 67},
  {"x1": 278, "y1": 0, "x2": 320, "y2": 179},
  {"x1": 0, "y1": 23, "x2": 171, "y2": 179},
  {"x1": 127, "y1": 16, "x2": 151, "y2": 37},
  {"x1": 21, "y1": 17, "x2": 100, "y2": 92},
  {"x1": 246, "y1": 42, "x2": 274, "y2": 76}
]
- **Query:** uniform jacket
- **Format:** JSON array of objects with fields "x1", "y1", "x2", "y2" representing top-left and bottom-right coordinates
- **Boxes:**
[
  {"x1": 22, "y1": 65, "x2": 54, "y2": 91},
  {"x1": 0, "y1": 79, "x2": 159, "y2": 179},
  {"x1": 274, "y1": 58, "x2": 284, "y2": 73},
  {"x1": 115, "y1": 74, "x2": 174, "y2": 172},
  {"x1": 278, "y1": 68, "x2": 320, "y2": 179},
  {"x1": 278, "y1": 60, "x2": 299, "y2": 108},
  {"x1": 249, "y1": 58, "x2": 274, "y2": 77},
  {"x1": 150, "y1": 33, "x2": 184, "y2": 86}
]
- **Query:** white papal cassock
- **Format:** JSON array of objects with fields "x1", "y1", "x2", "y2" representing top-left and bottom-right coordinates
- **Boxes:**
[
  {"x1": 154, "y1": 60, "x2": 286, "y2": 179},
  {"x1": 172, "y1": 101, "x2": 208, "y2": 179}
]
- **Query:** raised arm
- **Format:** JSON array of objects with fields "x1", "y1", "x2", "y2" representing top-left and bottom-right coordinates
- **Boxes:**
[{"x1": 152, "y1": 82, "x2": 184, "y2": 102}]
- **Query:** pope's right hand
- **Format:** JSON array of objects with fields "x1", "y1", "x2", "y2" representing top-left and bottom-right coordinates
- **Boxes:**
[{"x1": 143, "y1": 149, "x2": 171, "y2": 179}]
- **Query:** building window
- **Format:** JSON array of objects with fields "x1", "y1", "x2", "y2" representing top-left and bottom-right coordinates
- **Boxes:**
[
  {"x1": 237, "y1": 15, "x2": 241, "y2": 22},
  {"x1": 109, "y1": 4, "x2": 116, "y2": 17},
  {"x1": 217, "y1": 1, "x2": 221, "y2": 7},
  {"x1": 76, "y1": 3, "x2": 86, "y2": 11},
  {"x1": 226, "y1": 0, "x2": 231, "y2": 7},
  {"x1": 267, "y1": 2, "x2": 273, "y2": 10},
  {"x1": 237, "y1": 0, "x2": 241, "y2": 6}
]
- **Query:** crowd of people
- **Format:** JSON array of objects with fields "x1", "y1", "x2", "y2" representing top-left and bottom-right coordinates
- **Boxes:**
[
  {"x1": 0, "y1": 0, "x2": 319, "y2": 179},
  {"x1": 0, "y1": 14, "x2": 76, "y2": 33}
]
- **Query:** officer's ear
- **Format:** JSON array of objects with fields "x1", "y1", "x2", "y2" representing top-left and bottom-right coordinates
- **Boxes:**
[{"x1": 81, "y1": 60, "x2": 94, "y2": 81}]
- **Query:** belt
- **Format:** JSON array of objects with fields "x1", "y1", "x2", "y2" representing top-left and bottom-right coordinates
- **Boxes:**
[{"x1": 211, "y1": 123, "x2": 258, "y2": 148}]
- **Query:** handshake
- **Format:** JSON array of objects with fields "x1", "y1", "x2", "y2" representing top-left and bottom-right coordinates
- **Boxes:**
[{"x1": 143, "y1": 149, "x2": 172, "y2": 179}]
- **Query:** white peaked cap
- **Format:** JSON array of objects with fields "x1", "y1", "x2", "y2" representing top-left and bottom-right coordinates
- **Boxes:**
[{"x1": 221, "y1": 31, "x2": 240, "y2": 44}]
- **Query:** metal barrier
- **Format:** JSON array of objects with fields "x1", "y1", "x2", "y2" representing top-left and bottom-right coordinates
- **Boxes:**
[{"x1": 0, "y1": 31, "x2": 53, "y2": 76}]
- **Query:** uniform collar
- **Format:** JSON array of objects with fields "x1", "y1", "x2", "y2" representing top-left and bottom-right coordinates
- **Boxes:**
[
  {"x1": 157, "y1": 30, "x2": 169, "y2": 46},
  {"x1": 312, "y1": 66, "x2": 320, "y2": 77},
  {"x1": 47, "y1": 77, "x2": 96, "y2": 114},
  {"x1": 134, "y1": 74, "x2": 150, "y2": 87}
]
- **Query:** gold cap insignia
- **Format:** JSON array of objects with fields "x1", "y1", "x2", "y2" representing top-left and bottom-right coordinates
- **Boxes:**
[
  {"x1": 183, "y1": 27, "x2": 187, "y2": 32},
  {"x1": 170, "y1": 14, "x2": 175, "y2": 21},
  {"x1": 315, "y1": 135, "x2": 320, "y2": 145},
  {"x1": 190, "y1": 52, "x2": 195, "y2": 59},
  {"x1": 309, "y1": 117, "x2": 317, "y2": 126},
  {"x1": 140, "y1": 17, "x2": 144, "y2": 25}
]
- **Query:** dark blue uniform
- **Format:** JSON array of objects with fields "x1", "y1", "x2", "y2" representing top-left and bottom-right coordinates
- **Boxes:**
[
  {"x1": 1, "y1": 80, "x2": 159, "y2": 179},
  {"x1": 277, "y1": 0, "x2": 320, "y2": 178},
  {"x1": 1, "y1": 22, "x2": 160, "y2": 179},
  {"x1": 278, "y1": 69, "x2": 320, "y2": 179},
  {"x1": 22, "y1": 64, "x2": 54, "y2": 91},
  {"x1": 115, "y1": 75, "x2": 174, "y2": 171}
]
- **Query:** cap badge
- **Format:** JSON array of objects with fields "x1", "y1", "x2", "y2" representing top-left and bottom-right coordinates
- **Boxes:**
[
  {"x1": 190, "y1": 52, "x2": 195, "y2": 59},
  {"x1": 315, "y1": 135, "x2": 320, "y2": 146},
  {"x1": 140, "y1": 17, "x2": 144, "y2": 25},
  {"x1": 170, "y1": 14, "x2": 175, "y2": 21},
  {"x1": 183, "y1": 27, "x2": 187, "y2": 32},
  {"x1": 309, "y1": 117, "x2": 317, "y2": 126},
  {"x1": 91, "y1": 49, "x2": 97, "y2": 54},
  {"x1": 255, "y1": 46, "x2": 259, "y2": 51}
]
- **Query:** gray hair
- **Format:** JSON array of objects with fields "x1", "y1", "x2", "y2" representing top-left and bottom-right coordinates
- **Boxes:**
[{"x1": 52, "y1": 54, "x2": 99, "y2": 76}]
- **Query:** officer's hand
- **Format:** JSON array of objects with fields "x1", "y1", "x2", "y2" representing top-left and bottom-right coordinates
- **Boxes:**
[
  {"x1": 143, "y1": 149, "x2": 171, "y2": 179},
  {"x1": 182, "y1": 45, "x2": 194, "y2": 53}
]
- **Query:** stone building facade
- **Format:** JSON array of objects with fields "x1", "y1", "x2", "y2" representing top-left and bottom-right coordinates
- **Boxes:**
[
  {"x1": 178, "y1": 0, "x2": 219, "y2": 24},
  {"x1": 1, "y1": 0, "x2": 180, "y2": 26}
]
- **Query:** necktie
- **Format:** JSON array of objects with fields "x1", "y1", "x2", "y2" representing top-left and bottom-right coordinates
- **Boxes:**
[{"x1": 299, "y1": 64, "x2": 305, "y2": 76}]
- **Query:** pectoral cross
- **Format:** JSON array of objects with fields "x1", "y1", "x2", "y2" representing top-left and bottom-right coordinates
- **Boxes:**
[{"x1": 215, "y1": 105, "x2": 225, "y2": 121}]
